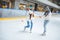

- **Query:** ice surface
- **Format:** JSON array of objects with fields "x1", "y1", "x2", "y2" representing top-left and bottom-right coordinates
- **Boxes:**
[{"x1": 0, "y1": 16, "x2": 60, "y2": 40}]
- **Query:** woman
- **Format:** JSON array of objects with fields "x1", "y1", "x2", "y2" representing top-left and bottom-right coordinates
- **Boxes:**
[{"x1": 41, "y1": 10, "x2": 51, "y2": 36}]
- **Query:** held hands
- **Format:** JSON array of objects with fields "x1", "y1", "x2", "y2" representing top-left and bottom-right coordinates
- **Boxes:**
[{"x1": 39, "y1": 16, "x2": 42, "y2": 18}]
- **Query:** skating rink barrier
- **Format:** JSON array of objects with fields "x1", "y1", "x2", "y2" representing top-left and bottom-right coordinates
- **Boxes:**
[{"x1": 0, "y1": 8, "x2": 44, "y2": 18}]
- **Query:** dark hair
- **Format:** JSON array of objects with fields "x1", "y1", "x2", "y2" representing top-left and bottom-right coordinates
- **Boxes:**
[{"x1": 44, "y1": 11, "x2": 49, "y2": 16}]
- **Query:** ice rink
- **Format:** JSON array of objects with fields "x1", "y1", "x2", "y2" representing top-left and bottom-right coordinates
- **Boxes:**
[{"x1": 0, "y1": 15, "x2": 60, "y2": 40}]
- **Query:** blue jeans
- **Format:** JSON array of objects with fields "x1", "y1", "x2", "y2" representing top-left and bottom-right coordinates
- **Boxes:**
[
  {"x1": 24, "y1": 20, "x2": 33, "y2": 31},
  {"x1": 43, "y1": 20, "x2": 49, "y2": 33}
]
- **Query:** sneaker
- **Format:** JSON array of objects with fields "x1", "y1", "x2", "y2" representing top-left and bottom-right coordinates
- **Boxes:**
[{"x1": 40, "y1": 33, "x2": 46, "y2": 36}]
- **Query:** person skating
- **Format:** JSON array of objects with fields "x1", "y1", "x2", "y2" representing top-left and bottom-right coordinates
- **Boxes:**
[
  {"x1": 41, "y1": 10, "x2": 51, "y2": 36},
  {"x1": 24, "y1": 8, "x2": 34, "y2": 33}
]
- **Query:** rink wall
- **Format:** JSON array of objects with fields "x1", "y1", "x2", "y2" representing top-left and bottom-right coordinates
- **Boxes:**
[
  {"x1": 0, "y1": 8, "x2": 44, "y2": 18},
  {"x1": 0, "y1": 8, "x2": 27, "y2": 17}
]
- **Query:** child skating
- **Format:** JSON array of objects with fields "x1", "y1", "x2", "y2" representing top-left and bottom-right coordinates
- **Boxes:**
[{"x1": 24, "y1": 8, "x2": 34, "y2": 33}]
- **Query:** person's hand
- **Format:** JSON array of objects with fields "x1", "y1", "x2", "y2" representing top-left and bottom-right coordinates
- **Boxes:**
[{"x1": 39, "y1": 16, "x2": 42, "y2": 18}]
